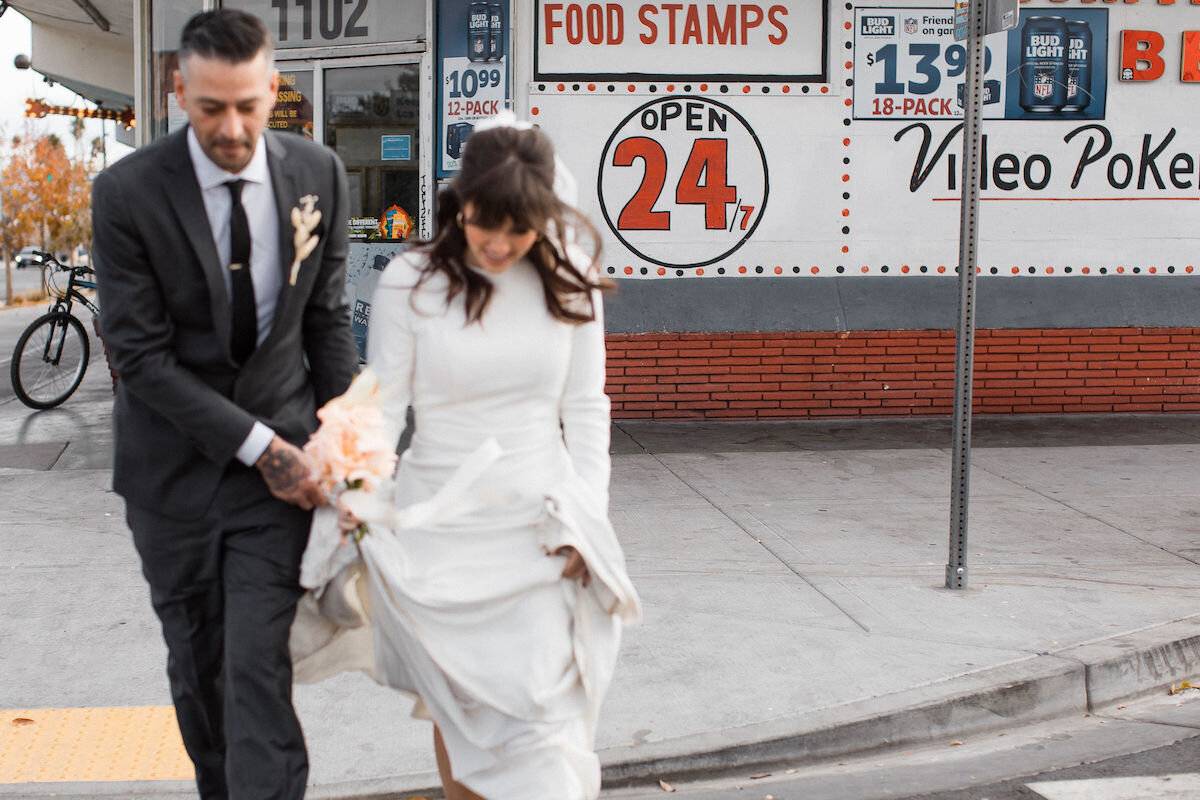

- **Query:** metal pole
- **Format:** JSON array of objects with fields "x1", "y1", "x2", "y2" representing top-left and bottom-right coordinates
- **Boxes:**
[{"x1": 946, "y1": 0, "x2": 988, "y2": 590}]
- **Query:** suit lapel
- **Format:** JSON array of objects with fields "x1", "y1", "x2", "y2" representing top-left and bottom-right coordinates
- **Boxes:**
[
  {"x1": 266, "y1": 133, "x2": 299, "y2": 325},
  {"x1": 162, "y1": 130, "x2": 231, "y2": 356}
]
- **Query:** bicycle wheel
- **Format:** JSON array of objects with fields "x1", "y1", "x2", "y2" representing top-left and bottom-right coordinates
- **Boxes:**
[{"x1": 10, "y1": 312, "x2": 90, "y2": 409}]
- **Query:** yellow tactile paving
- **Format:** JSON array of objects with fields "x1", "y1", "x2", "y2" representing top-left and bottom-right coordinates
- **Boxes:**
[{"x1": 0, "y1": 707, "x2": 192, "y2": 783}]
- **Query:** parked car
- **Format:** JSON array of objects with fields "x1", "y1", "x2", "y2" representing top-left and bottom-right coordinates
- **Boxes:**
[{"x1": 15, "y1": 247, "x2": 43, "y2": 270}]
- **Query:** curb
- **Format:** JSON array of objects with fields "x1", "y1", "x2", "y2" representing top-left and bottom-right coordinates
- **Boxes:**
[
  {"x1": 3, "y1": 619, "x2": 1199, "y2": 799},
  {"x1": 596, "y1": 616, "x2": 1200, "y2": 789}
]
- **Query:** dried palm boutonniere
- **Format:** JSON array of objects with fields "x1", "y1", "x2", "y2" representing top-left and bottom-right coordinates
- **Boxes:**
[{"x1": 290, "y1": 193, "x2": 321, "y2": 286}]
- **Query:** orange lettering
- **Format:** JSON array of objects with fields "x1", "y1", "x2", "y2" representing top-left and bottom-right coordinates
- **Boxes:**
[
  {"x1": 740, "y1": 4, "x2": 764, "y2": 45},
  {"x1": 638, "y1": 4, "x2": 657, "y2": 44},
  {"x1": 1119, "y1": 29, "x2": 1166, "y2": 81},
  {"x1": 1183, "y1": 30, "x2": 1200, "y2": 81},
  {"x1": 682, "y1": 4, "x2": 702, "y2": 44},
  {"x1": 707, "y1": 4, "x2": 736, "y2": 44},
  {"x1": 544, "y1": 3, "x2": 564, "y2": 44},
  {"x1": 768, "y1": 5, "x2": 788, "y2": 44}
]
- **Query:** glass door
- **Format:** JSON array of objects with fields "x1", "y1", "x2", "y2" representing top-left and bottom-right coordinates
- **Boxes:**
[
  {"x1": 323, "y1": 63, "x2": 422, "y2": 243},
  {"x1": 274, "y1": 53, "x2": 429, "y2": 360}
]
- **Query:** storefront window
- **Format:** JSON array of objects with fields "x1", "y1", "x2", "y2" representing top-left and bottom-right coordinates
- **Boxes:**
[
  {"x1": 149, "y1": 0, "x2": 203, "y2": 140},
  {"x1": 271, "y1": 69, "x2": 315, "y2": 139},
  {"x1": 324, "y1": 65, "x2": 421, "y2": 242}
]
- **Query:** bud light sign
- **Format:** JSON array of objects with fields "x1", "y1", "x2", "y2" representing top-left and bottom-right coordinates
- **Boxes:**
[
  {"x1": 853, "y1": 6, "x2": 1107, "y2": 122},
  {"x1": 1004, "y1": 9, "x2": 1107, "y2": 120},
  {"x1": 861, "y1": 16, "x2": 895, "y2": 36}
]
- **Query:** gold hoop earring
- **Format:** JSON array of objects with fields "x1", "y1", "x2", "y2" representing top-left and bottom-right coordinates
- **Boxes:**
[{"x1": 455, "y1": 211, "x2": 464, "y2": 228}]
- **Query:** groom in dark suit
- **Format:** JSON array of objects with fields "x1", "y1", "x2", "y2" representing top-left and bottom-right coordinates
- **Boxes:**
[{"x1": 92, "y1": 9, "x2": 357, "y2": 799}]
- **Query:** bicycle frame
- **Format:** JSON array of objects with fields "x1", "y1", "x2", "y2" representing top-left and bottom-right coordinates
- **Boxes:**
[{"x1": 39, "y1": 255, "x2": 99, "y2": 366}]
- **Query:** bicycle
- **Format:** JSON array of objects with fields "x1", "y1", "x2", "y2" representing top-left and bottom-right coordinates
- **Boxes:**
[{"x1": 10, "y1": 251, "x2": 103, "y2": 409}]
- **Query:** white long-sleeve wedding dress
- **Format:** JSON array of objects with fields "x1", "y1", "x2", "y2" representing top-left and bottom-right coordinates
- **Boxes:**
[{"x1": 293, "y1": 250, "x2": 641, "y2": 800}]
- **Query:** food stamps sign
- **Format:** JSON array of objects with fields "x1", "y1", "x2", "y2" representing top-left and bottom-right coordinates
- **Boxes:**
[{"x1": 535, "y1": 0, "x2": 828, "y2": 80}]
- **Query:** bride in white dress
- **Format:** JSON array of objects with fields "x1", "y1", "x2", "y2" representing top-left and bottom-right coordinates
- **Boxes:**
[{"x1": 328, "y1": 117, "x2": 641, "y2": 800}]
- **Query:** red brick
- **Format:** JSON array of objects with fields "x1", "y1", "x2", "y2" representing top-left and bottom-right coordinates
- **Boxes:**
[
  {"x1": 682, "y1": 348, "x2": 735, "y2": 360},
  {"x1": 677, "y1": 365, "x2": 733, "y2": 375},
  {"x1": 605, "y1": 375, "x2": 660, "y2": 386},
  {"x1": 713, "y1": 391, "x2": 768, "y2": 401},
  {"x1": 761, "y1": 356, "x2": 815, "y2": 365},
  {"x1": 621, "y1": 401, "x2": 676, "y2": 410},
  {"x1": 729, "y1": 347, "x2": 785, "y2": 357},
  {"x1": 673, "y1": 382, "x2": 733, "y2": 393},
  {"x1": 726, "y1": 374, "x2": 777, "y2": 384},
  {"x1": 698, "y1": 356, "x2": 763, "y2": 367},
  {"x1": 782, "y1": 364, "x2": 834, "y2": 375},
  {"x1": 605, "y1": 339, "x2": 668, "y2": 351},
  {"x1": 653, "y1": 409, "x2": 707, "y2": 419},
  {"x1": 626, "y1": 367, "x2": 679, "y2": 376},
  {"x1": 763, "y1": 391, "x2": 818, "y2": 400},
  {"x1": 731, "y1": 365, "x2": 782, "y2": 375}
]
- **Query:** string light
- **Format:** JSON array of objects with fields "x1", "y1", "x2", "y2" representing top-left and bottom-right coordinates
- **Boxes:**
[{"x1": 24, "y1": 98, "x2": 135, "y2": 130}]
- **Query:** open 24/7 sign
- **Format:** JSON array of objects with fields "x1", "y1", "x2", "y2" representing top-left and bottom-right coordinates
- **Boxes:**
[{"x1": 598, "y1": 97, "x2": 768, "y2": 268}]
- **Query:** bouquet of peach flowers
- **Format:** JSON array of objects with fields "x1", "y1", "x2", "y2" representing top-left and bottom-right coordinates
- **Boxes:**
[{"x1": 303, "y1": 368, "x2": 398, "y2": 541}]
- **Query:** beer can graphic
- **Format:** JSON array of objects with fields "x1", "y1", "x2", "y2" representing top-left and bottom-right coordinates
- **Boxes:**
[
  {"x1": 1062, "y1": 20, "x2": 1093, "y2": 112},
  {"x1": 488, "y1": 3, "x2": 505, "y2": 61},
  {"x1": 446, "y1": 121, "x2": 474, "y2": 160},
  {"x1": 468, "y1": 0, "x2": 490, "y2": 62},
  {"x1": 1019, "y1": 16, "x2": 1069, "y2": 113}
]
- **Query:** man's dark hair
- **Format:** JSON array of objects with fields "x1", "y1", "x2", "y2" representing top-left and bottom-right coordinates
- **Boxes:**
[{"x1": 179, "y1": 8, "x2": 273, "y2": 69}]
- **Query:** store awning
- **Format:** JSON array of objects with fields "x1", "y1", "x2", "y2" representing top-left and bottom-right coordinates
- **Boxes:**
[{"x1": 6, "y1": 0, "x2": 135, "y2": 109}]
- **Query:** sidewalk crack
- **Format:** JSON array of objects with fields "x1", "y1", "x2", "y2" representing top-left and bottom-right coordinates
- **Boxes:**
[
  {"x1": 972, "y1": 462, "x2": 1200, "y2": 569},
  {"x1": 645, "y1": 451, "x2": 873, "y2": 633}
]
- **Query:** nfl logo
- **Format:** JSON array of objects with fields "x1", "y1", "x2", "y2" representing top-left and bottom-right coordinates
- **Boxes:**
[
  {"x1": 904, "y1": 18, "x2": 917, "y2": 34},
  {"x1": 1034, "y1": 82, "x2": 1052, "y2": 98}
]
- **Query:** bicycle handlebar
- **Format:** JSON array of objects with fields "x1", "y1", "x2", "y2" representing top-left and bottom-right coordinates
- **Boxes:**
[{"x1": 34, "y1": 251, "x2": 93, "y2": 276}]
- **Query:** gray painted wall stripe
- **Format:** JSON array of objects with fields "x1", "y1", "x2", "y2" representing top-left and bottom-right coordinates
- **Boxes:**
[{"x1": 603, "y1": 277, "x2": 1200, "y2": 333}]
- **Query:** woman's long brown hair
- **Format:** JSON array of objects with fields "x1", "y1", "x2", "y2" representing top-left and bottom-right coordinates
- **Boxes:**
[{"x1": 413, "y1": 124, "x2": 612, "y2": 324}]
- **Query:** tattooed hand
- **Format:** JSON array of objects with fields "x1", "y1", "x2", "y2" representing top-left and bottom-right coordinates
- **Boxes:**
[{"x1": 255, "y1": 435, "x2": 327, "y2": 510}]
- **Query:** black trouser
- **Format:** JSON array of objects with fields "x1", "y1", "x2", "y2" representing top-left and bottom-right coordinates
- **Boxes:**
[{"x1": 127, "y1": 464, "x2": 311, "y2": 800}]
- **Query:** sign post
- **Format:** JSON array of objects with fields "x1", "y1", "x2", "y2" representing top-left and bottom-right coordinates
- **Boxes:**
[{"x1": 945, "y1": 0, "x2": 1010, "y2": 590}]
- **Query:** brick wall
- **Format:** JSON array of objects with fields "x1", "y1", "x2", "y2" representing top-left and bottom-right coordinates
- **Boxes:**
[{"x1": 605, "y1": 328, "x2": 1200, "y2": 420}]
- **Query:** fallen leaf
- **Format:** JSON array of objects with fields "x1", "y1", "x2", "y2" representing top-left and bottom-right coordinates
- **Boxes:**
[
  {"x1": 785, "y1": 769, "x2": 797, "y2": 774},
  {"x1": 659, "y1": 779, "x2": 676, "y2": 792},
  {"x1": 948, "y1": 740, "x2": 964, "y2": 746},
  {"x1": 11, "y1": 718, "x2": 34, "y2": 726},
  {"x1": 750, "y1": 773, "x2": 771, "y2": 779}
]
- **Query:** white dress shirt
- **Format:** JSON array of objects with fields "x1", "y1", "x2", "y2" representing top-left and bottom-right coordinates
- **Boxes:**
[{"x1": 187, "y1": 129, "x2": 279, "y2": 465}]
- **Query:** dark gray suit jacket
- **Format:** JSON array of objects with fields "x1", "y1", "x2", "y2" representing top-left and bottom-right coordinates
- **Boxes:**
[{"x1": 93, "y1": 129, "x2": 358, "y2": 521}]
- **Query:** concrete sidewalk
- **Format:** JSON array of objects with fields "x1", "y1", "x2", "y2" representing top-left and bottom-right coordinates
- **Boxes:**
[{"x1": 2, "y1": 329, "x2": 1200, "y2": 799}]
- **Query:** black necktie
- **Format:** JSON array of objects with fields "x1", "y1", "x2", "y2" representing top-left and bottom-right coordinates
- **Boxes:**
[{"x1": 226, "y1": 180, "x2": 256, "y2": 364}]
